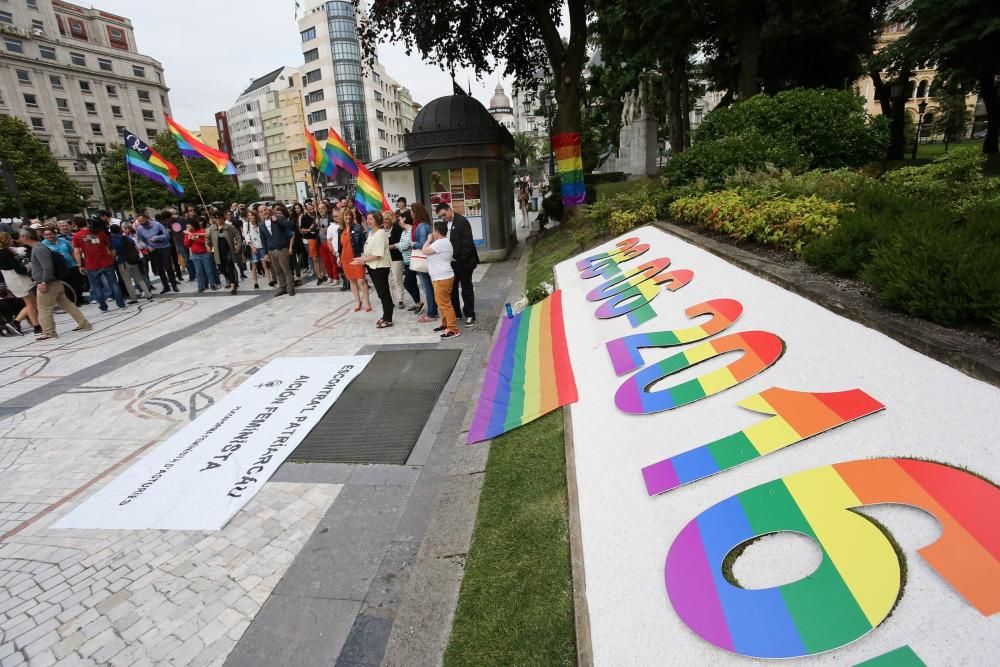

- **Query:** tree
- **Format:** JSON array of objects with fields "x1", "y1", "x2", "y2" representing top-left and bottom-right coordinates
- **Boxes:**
[
  {"x1": 101, "y1": 131, "x2": 239, "y2": 213},
  {"x1": 512, "y1": 132, "x2": 540, "y2": 168},
  {"x1": 883, "y1": 0, "x2": 1000, "y2": 153},
  {"x1": 931, "y1": 83, "x2": 973, "y2": 150},
  {"x1": 359, "y1": 0, "x2": 588, "y2": 206},
  {"x1": 0, "y1": 116, "x2": 84, "y2": 217},
  {"x1": 237, "y1": 182, "x2": 260, "y2": 205}
]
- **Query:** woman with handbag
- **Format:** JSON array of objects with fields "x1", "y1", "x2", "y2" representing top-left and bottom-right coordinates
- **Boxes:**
[
  {"x1": 340, "y1": 207, "x2": 371, "y2": 312},
  {"x1": 409, "y1": 202, "x2": 437, "y2": 324},
  {"x1": 0, "y1": 231, "x2": 40, "y2": 334}
]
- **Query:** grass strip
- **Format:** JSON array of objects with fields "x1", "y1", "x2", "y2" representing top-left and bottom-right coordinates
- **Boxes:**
[{"x1": 445, "y1": 225, "x2": 580, "y2": 667}]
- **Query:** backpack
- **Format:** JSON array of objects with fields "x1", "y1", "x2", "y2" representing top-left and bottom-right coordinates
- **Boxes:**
[
  {"x1": 118, "y1": 237, "x2": 140, "y2": 265},
  {"x1": 47, "y1": 246, "x2": 69, "y2": 281}
]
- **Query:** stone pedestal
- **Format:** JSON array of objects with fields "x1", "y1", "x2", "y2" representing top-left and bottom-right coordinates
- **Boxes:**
[{"x1": 629, "y1": 116, "x2": 658, "y2": 177}]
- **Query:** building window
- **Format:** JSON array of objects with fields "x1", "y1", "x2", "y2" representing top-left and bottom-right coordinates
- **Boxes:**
[
  {"x1": 85, "y1": 101, "x2": 97, "y2": 115},
  {"x1": 0, "y1": 11, "x2": 11, "y2": 25},
  {"x1": 50, "y1": 74, "x2": 63, "y2": 89},
  {"x1": 132, "y1": 65, "x2": 145, "y2": 78},
  {"x1": 4, "y1": 37, "x2": 23, "y2": 53},
  {"x1": 300, "y1": 27, "x2": 316, "y2": 42},
  {"x1": 39, "y1": 44, "x2": 56, "y2": 59},
  {"x1": 155, "y1": 70, "x2": 161, "y2": 83},
  {"x1": 305, "y1": 90, "x2": 324, "y2": 105},
  {"x1": 63, "y1": 119, "x2": 75, "y2": 133},
  {"x1": 107, "y1": 26, "x2": 127, "y2": 49},
  {"x1": 68, "y1": 142, "x2": 79, "y2": 156},
  {"x1": 160, "y1": 94, "x2": 167, "y2": 107},
  {"x1": 94, "y1": 143, "x2": 106, "y2": 154},
  {"x1": 331, "y1": 41, "x2": 360, "y2": 60},
  {"x1": 111, "y1": 105, "x2": 122, "y2": 117},
  {"x1": 79, "y1": 81, "x2": 92, "y2": 93},
  {"x1": 16, "y1": 69, "x2": 30, "y2": 84},
  {"x1": 67, "y1": 18, "x2": 87, "y2": 39},
  {"x1": 147, "y1": 128, "x2": 157, "y2": 140},
  {"x1": 31, "y1": 117, "x2": 44, "y2": 130},
  {"x1": 32, "y1": 19, "x2": 44, "y2": 32},
  {"x1": 70, "y1": 52, "x2": 86, "y2": 66},
  {"x1": 313, "y1": 129, "x2": 328, "y2": 141},
  {"x1": 305, "y1": 69, "x2": 321, "y2": 84},
  {"x1": 56, "y1": 15, "x2": 65, "y2": 35},
  {"x1": 376, "y1": 110, "x2": 384, "y2": 121},
  {"x1": 116, "y1": 125, "x2": 125, "y2": 135},
  {"x1": 28, "y1": 0, "x2": 39, "y2": 9},
  {"x1": 304, "y1": 48, "x2": 319, "y2": 63},
  {"x1": 137, "y1": 90, "x2": 150, "y2": 103},
  {"x1": 56, "y1": 98, "x2": 69, "y2": 111},
  {"x1": 308, "y1": 109, "x2": 327, "y2": 124},
  {"x1": 106, "y1": 84, "x2": 117, "y2": 97},
  {"x1": 142, "y1": 109, "x2": 154, "y2": 121},
  {"x1": 378, "y1": 128, "x2": 385, "y2": 140},
  {"x1": 91, "y1": 123, "x2": 103, "y2": 136},
  {"x1": 98, "y1": 57, "x2": 112, "y2": 71},
  {"x1": 23, "y1": 93, "x2": 37, "y2": 108}
]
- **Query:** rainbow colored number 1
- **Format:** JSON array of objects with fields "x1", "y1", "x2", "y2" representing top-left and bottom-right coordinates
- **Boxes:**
[{"x1": 665, "y1": 458, "x2": 1000, "y2": 659}]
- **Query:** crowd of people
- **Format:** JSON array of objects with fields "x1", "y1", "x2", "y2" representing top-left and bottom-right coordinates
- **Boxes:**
[{"x1": 0, "y1": 195, "x2": 480, "y2": 342}]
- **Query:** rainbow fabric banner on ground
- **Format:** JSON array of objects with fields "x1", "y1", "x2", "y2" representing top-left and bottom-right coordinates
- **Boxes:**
[
  {"x1": 166, "y1": 115, "x2": 237, "y2": 175},
  {"x1": 354, "y1": 162, "x2": 390, "y2": 215},
  {"x1": 123, "y1": 128, "x2": 184, "y2": 196},
  {"x1": 554, "y1": 132, "x2": 586, "y2": 207},
  {"x1": 467, "y1": 290, "x2": 579, "y2": 444},
  {"x1": 326, "y1": 128, "x2": 359, "y2": 176}
]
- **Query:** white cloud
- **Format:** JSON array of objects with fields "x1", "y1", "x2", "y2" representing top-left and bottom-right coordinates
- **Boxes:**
[{"x1": 96, "y1": 0, "x2": 515, "y2": 129}]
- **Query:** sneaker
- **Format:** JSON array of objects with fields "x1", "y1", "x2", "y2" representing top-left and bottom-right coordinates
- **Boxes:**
[
  {"x1": 72, "y1": 324, "x2": 93, "y2": 332},
  {"x1": 127, "y1": 299, "x2": 138, "y2": 304},
  {"x1": 172, "y1": 285, "x2": 180, "y2": 292},
  {"x1": 146, "y1": 294, "x2": 154, "y2": 301},
  {"x1": 211, "y1": 285, "x2": 220, "y2": 291},
  {"x1": 433, "y1": 325, "x2": 447, "y2": 332},
  {"x1": 464, "y1": 317, "x2": 476, "y2": 327},
  {"x1": 440, "y1": 330, "x2": 461, "y2": 339},
  {"x1": 230, "y1": 286, "x2": 238, "y2": 295}
]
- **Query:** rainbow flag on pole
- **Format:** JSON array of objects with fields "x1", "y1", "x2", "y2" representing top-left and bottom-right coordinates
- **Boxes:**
[
  {"x1": 467, "y1": 290, "x2": 579, "y2": 444},
  {"x1": 305, "y1": 130, "x2": 335, "y2": 177},
  {"x1": 123, "y1": 128, "x2": 184, "y2": 196},
  {"x1": 165, "y1": 115, "x2": 237, "y2": 175},
  {"x1": 354, "y1": 161, "x2": 390, "y2": 215},
  {"x1": 325, "y1": 127, "x2": 359, "y2": 176},
  {"x1": 554, "y1": 131, "x2": 586, "y2": 207}
]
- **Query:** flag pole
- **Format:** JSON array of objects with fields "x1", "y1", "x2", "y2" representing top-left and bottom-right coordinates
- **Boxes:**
[
  {"x1": 126, "y1": 167, "x2": 136, "y2": 214},
  {"x1": 181, "y1": 155, "x2": 209, "y2": 212}
]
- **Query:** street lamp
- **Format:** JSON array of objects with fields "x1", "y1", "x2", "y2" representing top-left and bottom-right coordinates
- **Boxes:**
[
  {"x1": 912, "y1": 99, "x2": 929, "y2": 160},
  {"x1": 542, "y1": 90, "x2": 555, "y2": 177},
  {"x1": 76, "y1": 140, "x2": 110, "y2": 211}
]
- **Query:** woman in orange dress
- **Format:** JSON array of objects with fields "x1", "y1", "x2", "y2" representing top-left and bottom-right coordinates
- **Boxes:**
[{"x1": 339, "y1": 207, "x2": 370, "y2": 312}]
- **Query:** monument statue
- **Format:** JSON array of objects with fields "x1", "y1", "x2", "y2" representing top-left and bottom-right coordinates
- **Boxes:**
[{"x1": 638, "y1": 78, "x2": 649, "y2": 119}]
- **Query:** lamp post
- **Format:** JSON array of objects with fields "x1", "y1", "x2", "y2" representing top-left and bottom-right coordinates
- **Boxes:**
[
  {"x1": 912, "y1": 99, "x2": 929, "y2": 160},
  {"x1": 76, "y1": 141, "x2": 109, "y2": 211}
]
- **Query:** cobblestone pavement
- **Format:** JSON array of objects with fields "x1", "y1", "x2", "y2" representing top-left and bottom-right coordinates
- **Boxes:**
[{"x1": 0, "y1": 258, "x2": 506, "y2": 666}]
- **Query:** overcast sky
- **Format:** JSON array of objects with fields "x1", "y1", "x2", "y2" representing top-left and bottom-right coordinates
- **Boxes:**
[{"x1": 93, "y1": 0, "x2": 515, "y2": 130}]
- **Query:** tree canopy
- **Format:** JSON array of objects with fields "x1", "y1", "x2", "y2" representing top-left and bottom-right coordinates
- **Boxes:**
[{"x1": 0, "y1": 116, "x2": 84, "y2": 218}]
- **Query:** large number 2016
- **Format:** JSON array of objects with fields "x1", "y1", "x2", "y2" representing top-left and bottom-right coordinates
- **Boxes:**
[{"x1": 577, "y1": 238, "x2": 999, "y2": 661}]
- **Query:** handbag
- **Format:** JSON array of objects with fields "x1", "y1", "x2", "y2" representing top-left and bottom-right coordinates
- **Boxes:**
[{"x1": 409, "y1": 250, "x2": 428, "y2": 273}]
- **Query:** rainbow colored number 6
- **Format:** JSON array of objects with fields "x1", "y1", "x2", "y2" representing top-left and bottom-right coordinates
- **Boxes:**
[{"x1": 665, "y1": 458, "x2": 1000, "y2": 659}]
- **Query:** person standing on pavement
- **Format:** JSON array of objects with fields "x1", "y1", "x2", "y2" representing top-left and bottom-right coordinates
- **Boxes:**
[
  {"x1": 259, "y1": 206, "x2": 295, "y2": 297},
  {"x1": 316, "y1": 202, "x2": 338, "y2": 284},
  {"x1": 245, "y1": 210, "x2": 270, "y2": 290},
  {"x1": 136, "y1": 213, "x2": 179, "y2": 294},
  {"x1": 340, "y1": 207, "x2": 370, "y2": 312},
  {"x1": 72, "y1": 218, "x2": 126, "y2": 311},
  {"x1": 411, "y1": 203, "x2": 437, "y2": 324},
  {"x1": 108, "y1": 224, "x2": 153, "y2": 301},
  {"x1": 183, "y1": 217, "x2": 216, "y2": 292},
  {"x1": 386, "y1": 209, "x2": 407, "y2": 308},
  {"x1": 434, "y1": 202, "x2": 479, "y2": 327},
  {"x1": 0, "y1": 231, "x2": 40, "y2": 334},
  {"x1": 208, "y1": 212, "x2": 241, "y2": 295},
  {"x1": 352, "y1": 211, "x2": 392, "y2": 328},
  {"x1": 422, "y1": 220, "x2": 459, "y2": 339},
  {"x1": 41, "y1": 225, "x2": 87, "y2": 306},
  {"x1": 19, "y1": 228, "x2": 91, "y2": 341}
]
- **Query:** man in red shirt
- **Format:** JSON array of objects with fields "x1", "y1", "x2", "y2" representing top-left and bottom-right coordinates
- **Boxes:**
[{"x1": 72, "y1": 219, "x2": 126, "y2": 311}]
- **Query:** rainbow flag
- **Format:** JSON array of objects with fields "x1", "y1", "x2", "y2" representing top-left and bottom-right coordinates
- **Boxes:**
[
  {"x1": 354, "y1": 162, "x2": 390, "y2": 215},
  {"x1": 122, "y1": 128, "x2": 184, "y2": 196},
  {"x1": 467, "y1": 291, "x2": 578, "y2": 444},
  {"x1": 326, "y1": 127, "x2": 358, "y2": 176},
  {"x1": 305, "y1": 130, "x2": 335, "y2": 177},
  {"x1": 165, "y1": 115, "x2": 237, "y2": 175},
  {"x1": 554, "y1": 131, "x2": 586, "y2": 207}
]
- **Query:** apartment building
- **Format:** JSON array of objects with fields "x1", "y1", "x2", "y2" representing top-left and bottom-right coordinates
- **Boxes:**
[
  {"x1": 226, "y1": 65, "x2": 298, "y2": 198},
  {"x1": 261, "y1": 81, "x2": 313, "y2": 203},
  {"x1": 0, "y1": 0, "x2": 171, "y2": 209},
  {"x1": 297, "y1": 0, "x2": 417, "y2": 166}
]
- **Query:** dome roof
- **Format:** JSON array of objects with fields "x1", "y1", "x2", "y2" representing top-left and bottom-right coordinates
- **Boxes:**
[
  {"x1": 489, "y1": 82, "x2": 512, "y2": 110},
  {"x1": 406, "y1": 94, "x2": 513, "y2": 152}
]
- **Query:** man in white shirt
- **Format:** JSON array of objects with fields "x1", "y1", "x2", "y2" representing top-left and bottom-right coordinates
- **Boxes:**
[{"x1": 422, "y1": 220, "x2": 459, "y2": 339}]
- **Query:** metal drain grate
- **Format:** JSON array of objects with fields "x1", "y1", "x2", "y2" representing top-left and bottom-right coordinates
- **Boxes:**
[{"x1": 286, "y1": 349, "x2": 462, "y2": 465}]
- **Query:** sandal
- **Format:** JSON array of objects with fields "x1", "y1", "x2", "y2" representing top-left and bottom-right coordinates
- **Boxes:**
[
  {"x1": 35, "y1": 334, "x2": 55, "y2": 341},
  {"x1": 354, "y1": 303, "x2": 362, "y2": 312},
  {"x1": 364, "y1": 305, "x2": 372, "y2": 312},
  {"x1": 376, "y1": 320, "x2": 393, "y2": 329}
]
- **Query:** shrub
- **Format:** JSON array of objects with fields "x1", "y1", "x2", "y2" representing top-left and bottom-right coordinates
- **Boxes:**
[
  {"x1": 695, "y1": 88, "x2": 889, "y2": 170},
  {"x1": 670, "y1": 190, "x2": 844, "y2": 252},
  {"x1": 882, "y1": 146, "x2": 1000, "y2": 215},
  {"x1": 725, "y1": 167, "x2": 872, "y2": 202},
  {"x1": 664, "y1": 129, "x2": 807, "y2": 186}
]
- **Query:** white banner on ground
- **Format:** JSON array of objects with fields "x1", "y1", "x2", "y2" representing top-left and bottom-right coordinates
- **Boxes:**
[{"x1": 55, "y1": 356, "x2": 372, "y2": 531}]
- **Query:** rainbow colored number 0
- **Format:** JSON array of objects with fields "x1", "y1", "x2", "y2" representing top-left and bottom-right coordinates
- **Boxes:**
[
  {"x1": 615, "y1": 331, "x2": 785, "y2": 414},
  {"x1": 665, "y1": 458, "x2": 1000, "y2": 659}
]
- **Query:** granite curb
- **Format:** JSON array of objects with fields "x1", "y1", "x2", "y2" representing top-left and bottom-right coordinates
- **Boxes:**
[{"x1": 653, "y1": 220, "x2": 1000, "y2": 388}]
